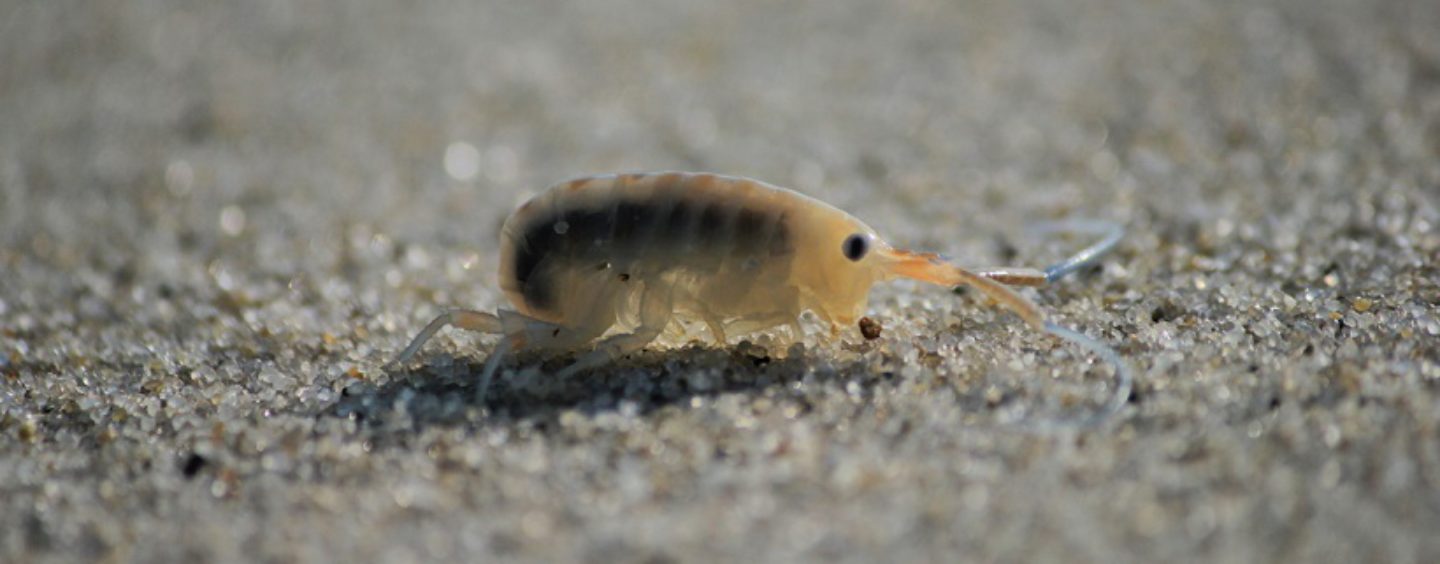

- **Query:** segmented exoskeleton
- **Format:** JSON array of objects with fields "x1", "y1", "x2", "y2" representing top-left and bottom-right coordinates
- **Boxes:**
[{"x1": 391, "y1": 172, "x2": 1130, "y2": 427}]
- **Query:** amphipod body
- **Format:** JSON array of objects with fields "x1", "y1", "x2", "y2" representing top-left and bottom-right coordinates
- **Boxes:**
[
  {"x1": 501, "y1": 172, "x2": 888, "y2": 344},
  {"x1": 392, "y1": 172, "x2": 1130, "y2": 426}
]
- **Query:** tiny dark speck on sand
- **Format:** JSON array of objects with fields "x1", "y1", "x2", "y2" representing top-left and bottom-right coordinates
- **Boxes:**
[{"x1": 858, "y1": 317, "x2": 883, "y2": 340}]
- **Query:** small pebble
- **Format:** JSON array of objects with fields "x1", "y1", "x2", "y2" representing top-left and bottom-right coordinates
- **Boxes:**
[{"x1": 858, "y1": 316, "x2": 883, "y2": 340}]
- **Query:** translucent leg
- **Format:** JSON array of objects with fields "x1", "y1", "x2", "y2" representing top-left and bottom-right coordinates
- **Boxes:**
[
  {"x1": 465, "y1": 310, "x2": 584, "y2": 401},
  {"x1": 702, "y1": 314, "x2": 728, "y2": 346},
  {"x1": 497, "y1": 309, "x2": 599, "y2": 353},
  {"x1": 720, "y1": 310, "x2": 804, "y2": 348},
  {"x1": 389, "y1": 308, "x2": 578, "y2": 399},
  {"x1": 556, "y1": 284, "x2": 673, "y2": 379},
  {"x1": 388, "y1": 309, "x2": 503, "y2": 369},
  {"x1": 474, "y1": 337, "x2": 515, "y2": 405},
  {"x1": 723, "y1": 311, "x2": 795, "y2": 339}
]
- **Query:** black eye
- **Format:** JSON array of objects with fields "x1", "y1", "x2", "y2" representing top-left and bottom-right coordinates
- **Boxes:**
[{"x1": 842, "y1": 234, "x2": 869, "y2": 261}]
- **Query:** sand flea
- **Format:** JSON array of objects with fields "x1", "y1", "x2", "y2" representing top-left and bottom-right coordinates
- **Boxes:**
[{"x1": 391, "y1": 172, "x2": 1131, "y2": 427}]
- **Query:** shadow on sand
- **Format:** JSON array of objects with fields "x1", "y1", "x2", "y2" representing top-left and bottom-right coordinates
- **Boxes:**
[{"x1": 327, "y1": 342, "x2": 894, "y2": 436}]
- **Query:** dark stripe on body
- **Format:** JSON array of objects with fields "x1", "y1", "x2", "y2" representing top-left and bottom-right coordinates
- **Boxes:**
[
  {"x1": 511, "y1": 206, "x2": 612, "y2": 310},
  {"x1": 510, "y1": 194, "x2": 790, "y2": 312}
]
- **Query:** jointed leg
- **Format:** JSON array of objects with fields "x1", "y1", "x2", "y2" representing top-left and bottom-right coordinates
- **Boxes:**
[
  {"x1": 720, "y1": 285, "x2": 803, "y2": 343},
  {"x1": 388, "y1": 309, "x2": 504, "y2": 369},
  {"x1": 472, "y1": 307, "x2": 597, "y2": 401},
  {"x1": 724, "y1": 311, "x2": 797, "y2": 340},
  {"x1": 474, "y1": 336, "x2": 515, "y2": 405},
  {"x1": 702, "y1": 314, "x2": 728, "y2": 345},
  {"x1": 556, "y1": 283, "x2": 673, "y2": 378}
]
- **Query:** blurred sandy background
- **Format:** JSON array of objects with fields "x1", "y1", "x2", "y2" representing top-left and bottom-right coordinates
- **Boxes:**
[{"x1": 3, "y1": 0, "x2": 1439, "y2": 562}]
